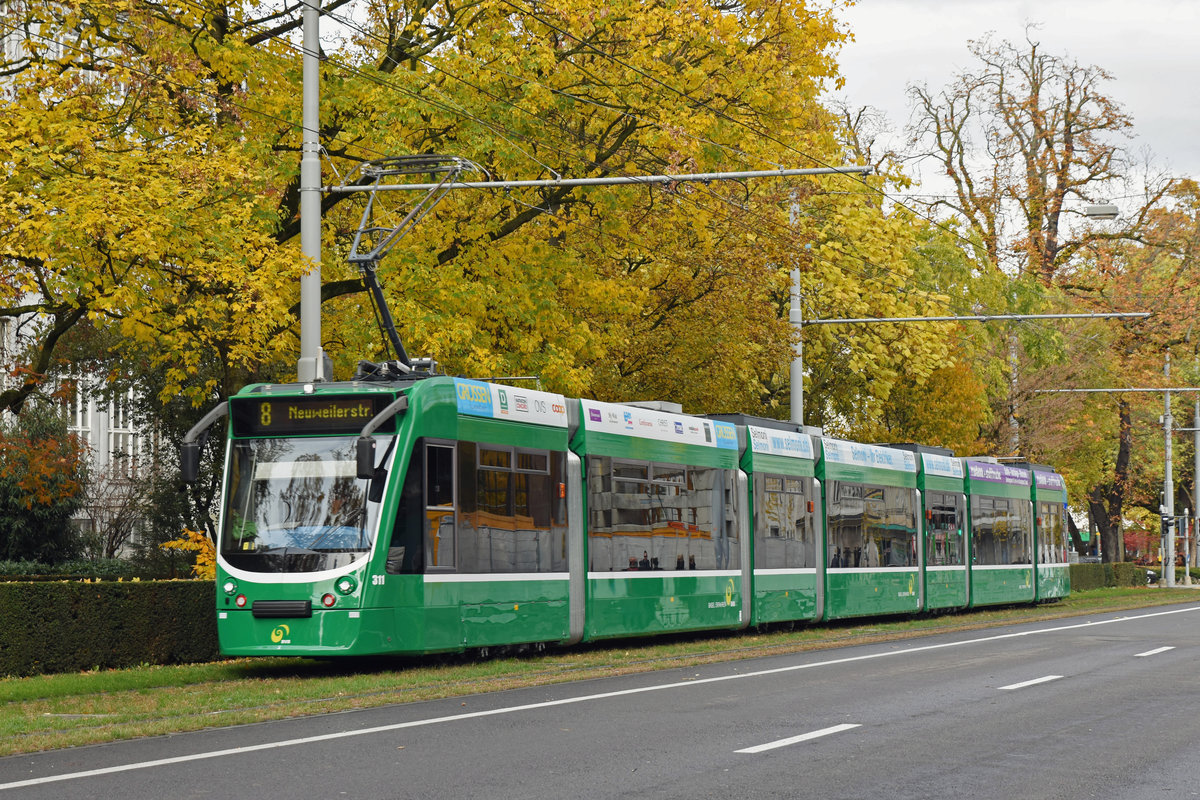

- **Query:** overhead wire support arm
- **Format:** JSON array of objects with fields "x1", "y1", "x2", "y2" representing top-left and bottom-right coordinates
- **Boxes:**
[
  {"x1": 344, "y1": 156, "x2": 483, "y2": 368},
  {"x1": 337, "y1": 157, "x2": 871, "y2": 370}
]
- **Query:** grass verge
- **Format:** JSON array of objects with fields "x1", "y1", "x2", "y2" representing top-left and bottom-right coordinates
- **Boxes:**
[{"x1": 1, "y1": 586, "x2": 1194, "y2": 757}]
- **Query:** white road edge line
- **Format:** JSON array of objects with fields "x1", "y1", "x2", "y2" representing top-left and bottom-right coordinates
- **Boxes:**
[
  {"x1": 1135, "y1": 646, "x2": 1175, "y2": 657},
  {"x1": 998, "y1": 674, "x2": 1063, "y2": 691},
  {"x1": 735, "y1": 723, "x2": 861, "y2": 754},
  {"x1": 3, "y1": 604, "x2": 1198, "y2": 792}
]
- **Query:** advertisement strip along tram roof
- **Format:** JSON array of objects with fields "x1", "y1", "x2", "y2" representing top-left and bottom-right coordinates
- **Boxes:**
[
  {"x1": 819, "y1": 438, "x2": 918, "y2": 487},
  {"x1": 575, "y1": 399, "x2": 739, "y2": 467},
  {"x1": 453, "y1": 378, "x2": 569, "y2": 428},
  {"x1": 744, "y1": 424, "x2": 817, "y2": 478},
  {"x1": 964, "y1": 459, "x2": 1032, "y2": 499},
  {"x1": 452, "y1": 379, "x2": 742, "y2": 468}
]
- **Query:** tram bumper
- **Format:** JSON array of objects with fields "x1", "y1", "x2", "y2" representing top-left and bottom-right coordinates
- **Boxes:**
[{"x1": 216, "y1": 607, "x2": 397, "y2": 656}]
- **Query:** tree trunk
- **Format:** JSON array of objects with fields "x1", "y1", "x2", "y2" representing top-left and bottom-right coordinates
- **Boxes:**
[{"x1": 1085, "y1": 398, "x2": 1133, "y2": 562}]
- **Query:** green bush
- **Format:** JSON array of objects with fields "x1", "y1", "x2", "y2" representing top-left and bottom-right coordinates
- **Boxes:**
[
  {"x1": 1112, "y1": 562, "x2": 1151, "y2": 587},
  {"x1": 0, "y1": 557, "x2": 188, "y2": 581},
  {"x1": 0, "y1": 559, "x2": 144, "y2": 580},
  {"x1": 0, "y1": 580, "x2": 217, "y2": 677},
  {"x1": 1070, "y1": 563, "x2": 1106, "y2": 591},
  {"x1": 1070, "y1": 562, "x2": 1151, "y2": 590}
]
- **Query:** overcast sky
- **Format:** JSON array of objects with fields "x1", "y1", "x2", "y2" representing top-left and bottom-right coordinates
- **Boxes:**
[{"x1": 831, "y1": 0, "x2": 1200, "y2": 194}]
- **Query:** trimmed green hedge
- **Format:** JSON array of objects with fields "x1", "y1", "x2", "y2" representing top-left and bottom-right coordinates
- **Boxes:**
[
  {"x1": 0, "y1": 559, "x2": 184, "y2": 580},
  {"x1": 1069, "y1": 562, "x2": 1151, "y2": 591},
  {"x1": 0, "y1": 580, "x2": 217, "y2": 677}
]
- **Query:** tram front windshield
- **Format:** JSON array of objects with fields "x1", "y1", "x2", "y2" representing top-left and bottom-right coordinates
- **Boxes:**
[{"x1": 220, "y1": 436, "x2": 389, "y2": 574}]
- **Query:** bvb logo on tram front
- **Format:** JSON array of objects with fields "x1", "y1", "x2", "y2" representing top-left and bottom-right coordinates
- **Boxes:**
[{"x1": 271, "y1": 624, "x2": 291, "y2": 644}]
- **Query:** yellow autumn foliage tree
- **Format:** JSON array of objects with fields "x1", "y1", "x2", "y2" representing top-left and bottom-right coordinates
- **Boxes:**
[
  {"x1": 2, "y1": 0, "x2": 964, "y2": 434},
  {"x1": 160, "y1": 528, "x2": 217, "y2": 579}
]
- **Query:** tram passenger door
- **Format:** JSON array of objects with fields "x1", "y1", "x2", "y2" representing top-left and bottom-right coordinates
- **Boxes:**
[{"x1": 425, "y1": 444, "x2": 456, "y2": 570}]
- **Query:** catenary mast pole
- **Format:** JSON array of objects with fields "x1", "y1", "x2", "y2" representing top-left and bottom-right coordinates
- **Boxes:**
[
  {"x1": 1164, "y1": 353, "x2": 1175, "y2": 586},
  {"x1": 297, "y1": 0, "x2": 325, "y2": 382},
  {"x1": 790, "y1": 268, "x2": 803, "y2": 425},
  {"x1": 1190, "y1": 388, "x2": 1200, "y2": 573}
]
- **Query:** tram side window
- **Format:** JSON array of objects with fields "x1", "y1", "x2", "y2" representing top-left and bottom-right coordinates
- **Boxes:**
[
  {"x1": 925, "y1": 492, "x2": 965, "y2": 566},
  {"x1": 1039, "y1": 502, "x2": 1067, "y2": 564},
  {"x1": 970, "y1": 496, "x2": 1033, "y2": 565},
  {"x1": 754, "y1": 474, "x2": 816, "y2": 569},
  {"x1": 827, "y1": 481, "x2": 917, "y2": 568},
  {"x1": 456, "y1": 442, "x2": 568, "y2": 574},
  {"x1": 586, "y1": 456, "x2": 738, "y2": 572},
  {"x1": 424, "y1": 444, "x2": 456, "y2": 570},
  {"x1": 385, "y1": 443, "x2": 426, "y2": 574}
]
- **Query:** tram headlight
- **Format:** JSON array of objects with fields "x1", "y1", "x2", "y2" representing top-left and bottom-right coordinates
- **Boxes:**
[
  {"x1": 223, "y1": 579, "x2": 238, "y2": 596},
  {"x1": 234, "y1": 594, "x2": 247, "y2": 608},
  {"x1": 335, "y1": 576, "x2": 357, "y2": 595},
  {"x1": 321, "y1": 593, "x2": 337, "y2": 608}
]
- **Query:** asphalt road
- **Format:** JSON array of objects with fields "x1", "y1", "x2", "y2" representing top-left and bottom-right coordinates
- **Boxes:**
[{"x1": 3, "y1": 602, "x2": 1200, "y2": 799}]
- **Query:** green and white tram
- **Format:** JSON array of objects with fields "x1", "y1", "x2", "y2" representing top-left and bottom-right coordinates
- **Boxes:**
[
  {"x1": 207, "y1": 376, "x2": 580, "y2": 655},
  {"x1": 577, "y1": 399, "x2": 747, "y2": 640},
  {"x1": 730, "y1": 418, "x2": 823, "y2": 625},
  {"x1": 186, "y1": 373, "x2": 1073, "y2": 658}
]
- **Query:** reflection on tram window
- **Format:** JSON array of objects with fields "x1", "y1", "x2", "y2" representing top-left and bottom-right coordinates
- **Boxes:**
[
  {"x1": 970, "y1": 496, "x2": 1033, "y2": 565},
  {"x1": 405, "y1": 440, "x2": 570, "y2": 574},
  {"x1": 586, "y1": 456, "x2": 739, "y2": 572},
  {"x1": 753, "y1": 472, "x2": 816, "y2": 569},
  {"x1": 826, "y1": 481, "x2": 917, "y2": 569},
  {"x1": 1038, "y1": 501, "x2": 1069, "y2": 565},
  {"x1": 925, "y1": 491, "x2": 966, "y2": 566},
  {"x1": 221, "y1": 437, "x2": 385, "y2": 574},
  {"x1": 456, "y1": 442, "x2": 568, "y2": 573}
]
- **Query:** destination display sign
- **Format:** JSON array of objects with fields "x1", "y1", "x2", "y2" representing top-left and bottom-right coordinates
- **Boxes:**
[{"x1": 230, "y1": 394, "x2": 396, "y2": 437}]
